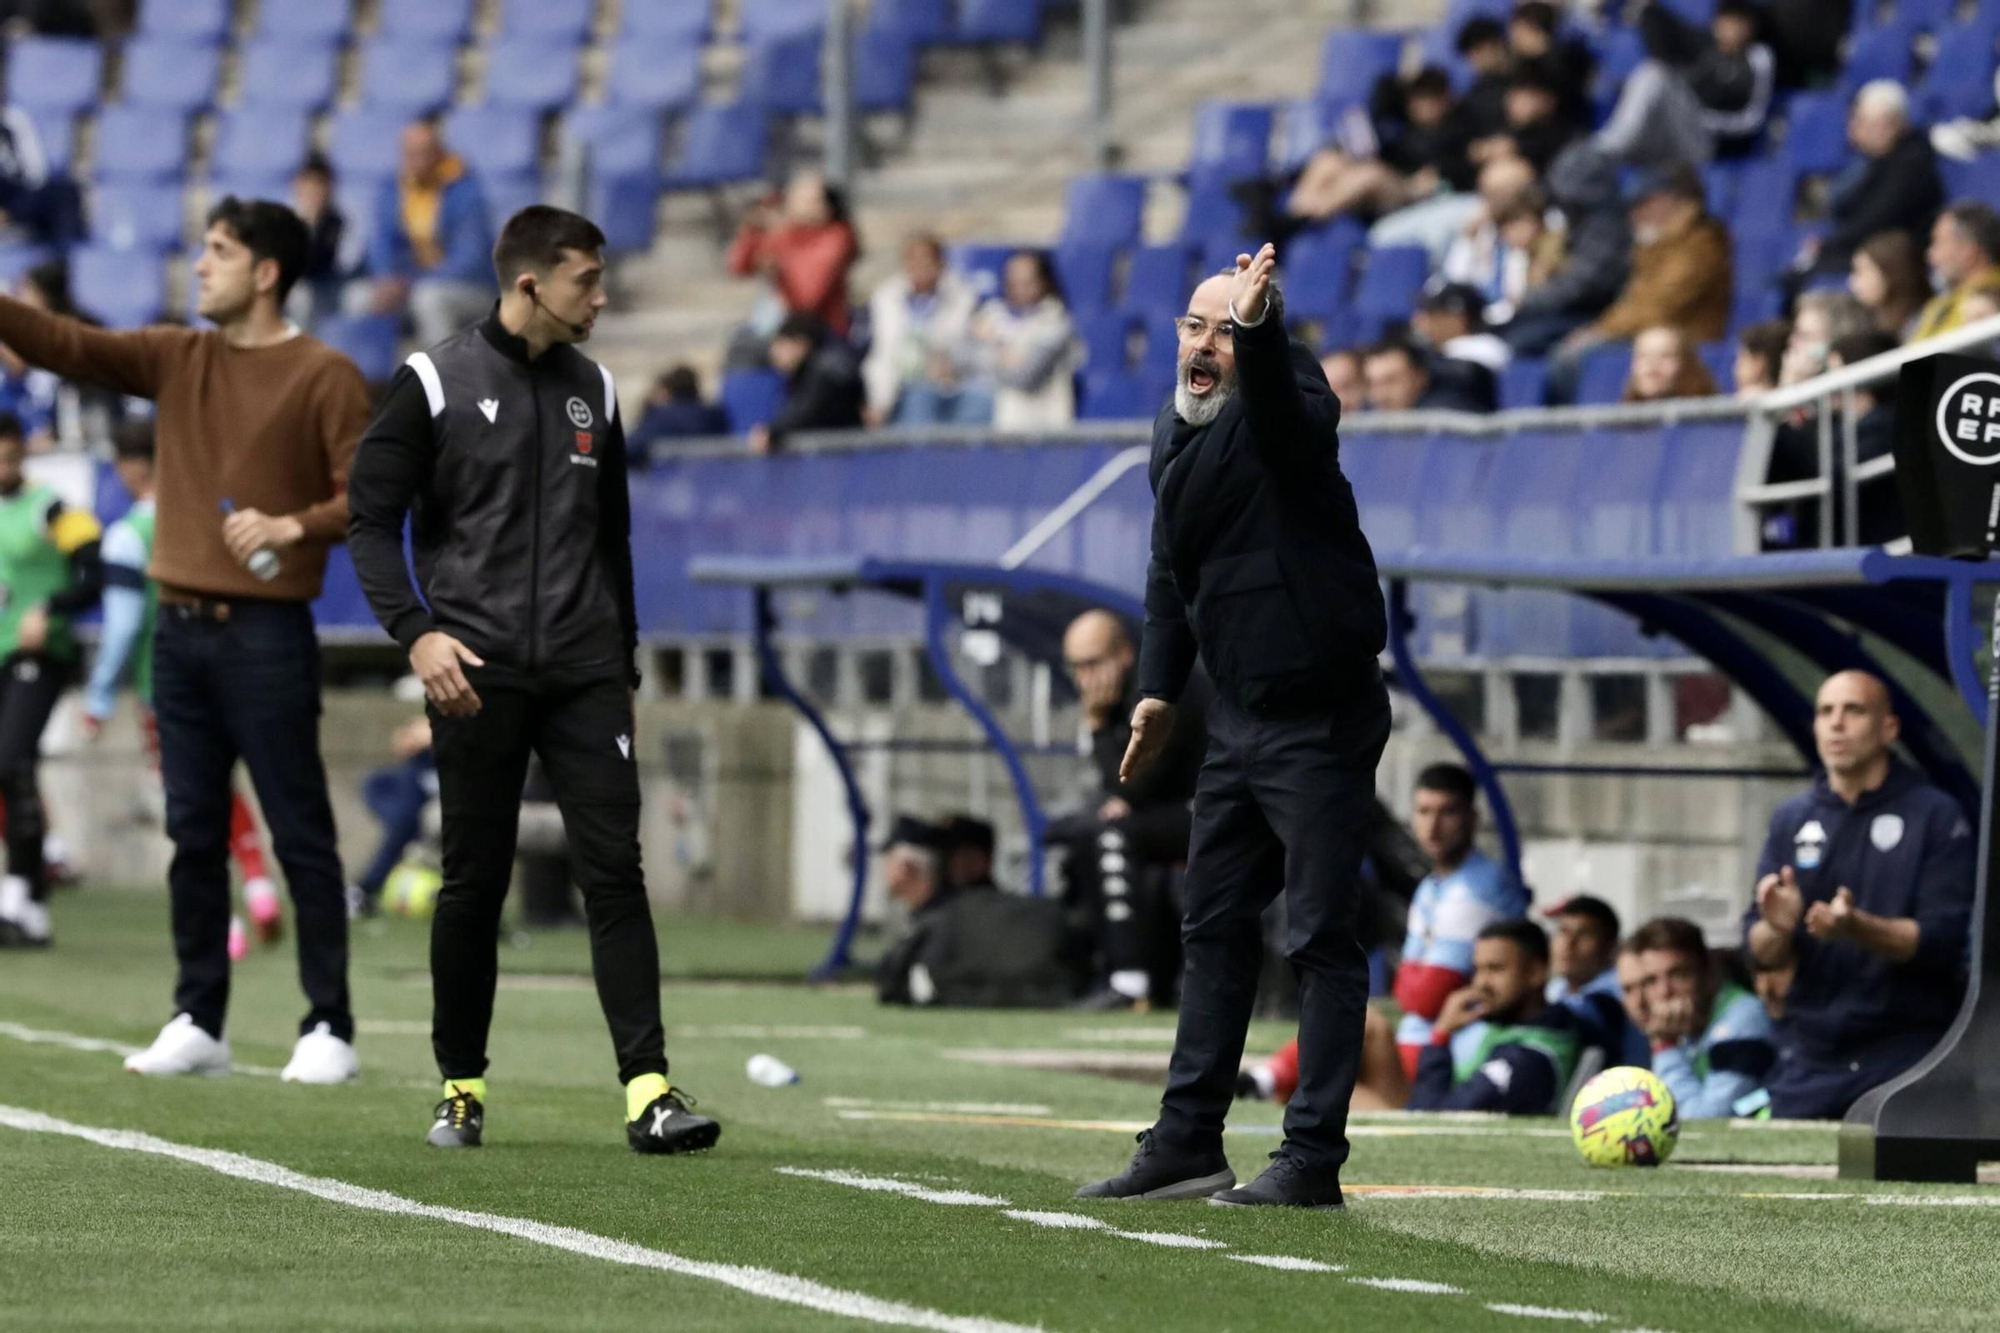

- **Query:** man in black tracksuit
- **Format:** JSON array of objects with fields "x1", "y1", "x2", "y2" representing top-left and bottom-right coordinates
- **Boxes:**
[
  {"x1": 1079, "y1": 244, "x2": 1390, "y2": 1209},
  {"x1": 346, "y1": 205, "x2": 718, "y2": 1156}
]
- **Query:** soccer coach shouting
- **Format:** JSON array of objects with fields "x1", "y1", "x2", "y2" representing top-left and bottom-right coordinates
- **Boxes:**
[
  {"x1": 347, "y1": 206, "x2": 718, "y2": 1156},
  {"x1": 1079, "y1": 244, "x2": 1389, "y2": 1208}
]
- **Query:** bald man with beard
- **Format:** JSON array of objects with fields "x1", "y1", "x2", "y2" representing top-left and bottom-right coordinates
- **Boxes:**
[
  {"x1": 1077, "y1": 246, "x2": 1388, "y2": 1209},
  {"x1": 1056, "y1": 608, "x2": 1209, "y2": 1011},
  {"x1": 1743, "y1": 670, "x2": 1974, "y2": 1119}
]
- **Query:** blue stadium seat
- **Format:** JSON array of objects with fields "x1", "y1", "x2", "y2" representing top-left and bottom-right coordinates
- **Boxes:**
[
  {"x1": 605, "y1": 36, "x2": 703, "y2": 111},
  {"x1": 1840, "y1": 21, "x2": 1916, "y2": 96},
  {"x1": 1575, "y1": 343, "x2": 1636, "y2": 405},
  {"x1": 1078, "y1": 369, "x2": 1151, "y2": 420},
  {"x1": 564, "y1": 106, "x2": 666, "y2": 177},
  {"x1": 317, "y1": 315, "x2": 401, "y2": 383},
  {"x1": 1699, "y1": 341, "x2": 1734, "y2": 391},
  {"x1": 93, "y1": 107, "x2": 189, "y2": 183},
  {"x1": 254, "y1": 0, "x2": 352, "y2": 41},
  {"x1": 1589, "y1": 26, "x2": 1648, "y2": 124},
  {"x1": 1915, "y1": 33, "x2": 1999, "y2": 125},
  {"x1": 1316, "y1": 31, "x2": 1403, "y2": 108},
  {"x1": 378, "y1": 0, "x2": 474, "y2": 42},
  {"x1": 1137, "y1": 313, "x2": 1180, "y2": 379},
  {"x1": 1499, "y1": 358, "x2": 1548, "y2": 410},
  {"x1": 1176, "y1": 178, "x2": 1248, "y2": 250},
  {"x1": 1051, "y1": 242, "x2": 1116, "y2": 315},
  {"x1": 739, "y1": 0, "x2": 827, "y2": 40},
  {"x1": 1059, "y1": 174, "x2": 1147, "y2": 249},
  {"x1": 662, "y1": 104, "x2": 769, "y2": 189},
  {"x1": 955, "y1": 0, "x2": 1042, "y2": 45},
  {"x1": 327, "y1": 107, "x2": 410, "y2": 184},
  {"x1": 619, "y1": 0, "x2": 711, "y2": 40},
  {"x1": 89, "y1": 182, "x2": 184, "y2": 252},
  {"x1": 593, "y1": 171, "x2": 662, "y2": 253},
  {"x1": 721, "y1": 368, "x2": 786, "y2": 431},
  {"x1": 1655, "y1": 0, "x2": 1717, "y2": 22},
  {"x1": 238, "y1": 38, "x2": 341, "y2": 110},
  {"x1": 1732, "y1": 229, "x2": 1793, "y2": 292},
  {"x1": 482, "y1": 173, "x2": 543, "y2": 225},
  {"x1": 1277, "y1": 98, "x2": 1347, "y2": 174},
  {"x1": 7, "y1": 39, "x2": 101, "y2": 115},
  {"x1": 1733, "y1": 159, "x2": 1798, "y2": 230},
  {"x1": 1785, "y1": 92, "x2": 1851, "y2": 177},
  {"x1": 358, "y1": 39, "x2": 459, "y2": 116},
  {"x1": 869, "y1": 0, "x2": 950, "y2": 45},
  {"x1": 1121, "y1": 243, "x2": 1195, "y2": 322},
  {"x1": 138, "y1": 0, "x2": 230, "y2": 42},
  {"x1": 1076, "y1": 310, "x2": 1135, "y2": 371},
  {"x1": 950, "y1": 243, "x2": 1014, "y2": 300},
  {"x1": 211, "y1": 107, "x2": 311, "y2": 183},
  {"x1": 24, "y1": 108, "x2": 74, "y2": 174},
  {"x1": 1281, "y1": 222, "x2": 1363, "y2": 321},
  {"x1": 1186, "y1": 102, "x2": 1274, "y2": 189},
  {"x1": 1870, "y1": 0, "x2": 1954, "y2": 32},
  {"x1": 71, "y1": 247, "x2": 164, "y2": 327},
  {"x1": 1443, "y1": 0, "x2": 1510, "y2": 31},
  {"x1": 482, "y1": 36, "x2": 582, "y2": 112},
  {"x1": 444, "y1": 106, "x2": 541, "y2": 182},
  {"x1": 740, "y1": 34, "x2": 823, "y2": 114},
  {"x1": 855, "y1": 28, "x2": 919, "y2": 113},
  {"x1": 499, "y1": 0, "x2": 594, "y2": 41},
  {"x1": 121, "y1": 38, "x2": 222, "y2": 111},
  {"x1": 1702, "y1": 159, "x2": 1741, "y2": 220},
  {"x1": 210, "y1": 173, "x2": 293, "y2": 206},
  {"x1": 1349, "y1": 246, "x2": 1430, "y2": 322}
]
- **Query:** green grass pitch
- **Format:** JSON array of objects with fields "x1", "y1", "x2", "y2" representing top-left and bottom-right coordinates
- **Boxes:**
[{"x1": 3, "y1": 890, "x2": 1996, "y2": 1332}]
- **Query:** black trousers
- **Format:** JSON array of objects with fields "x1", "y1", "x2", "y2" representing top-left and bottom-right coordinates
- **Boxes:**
[
  {"x1": 155, "y1": 602, "x2": 349, "y2": 1041},
  {"x1": 427, "y1": 672, "x2": 666, "y2": 1086},
  {"x1": 1155, "y1": 681, "x2": 1390, "y2": 1177},
  {"x1": 0, "y1": 651, "x2": 67, "y2": 901},
  {"x1": 1057, "y1": 804, "x2": 1191, "y2": 991}
]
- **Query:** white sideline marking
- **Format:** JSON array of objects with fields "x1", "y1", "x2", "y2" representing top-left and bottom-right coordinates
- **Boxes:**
[
  {"x1": 1350, "y1": 1278, "x2": 1464, "y2": 1295},
  {"x1": 0, "y1": 1021, "x2": 285, "y2": 1078},
  {"x1": 824, "y1": 1098, "x2": 1054, "y2": 1117},
  {"x1": 1487, "y1": 1305, "x2": 1612, "y2": 1323},
  {"x1": 999, "y1": 1210, "x2": 1225, "y2": 1251},
  {"x1": 1350, "y1": 1186, "x2": 1610, "y2": 1202},
  {"x1": 0, "y1": 1106, "x2": 1046, "y2": 1333},
  {"x1": 776, "y1": 1168, "x2": 1011, "y2": 1207},
  {"x1": 1227, "y1": 1255, "x2": 1343, "y2": 1273},
  {"x1": 678, "y1": 1025, "x2": 868, "y2": 1040},
  {"x1": 1061, "y1": 1027, "x2": 1180, "y2": 1043},
  {"x1": 357, "y1": 1019, "x2": 429, "y2": 1036}
]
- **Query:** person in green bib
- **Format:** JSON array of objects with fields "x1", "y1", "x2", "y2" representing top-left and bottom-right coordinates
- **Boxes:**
[
  {"x1": 1409, "y1": 918, "x2": 1584, "y2": 1114},
  {"x1": 1623, "y1": 915, "x2": 1775, "y2": 1118},
  {"x1": 82, "y1": 422, "x2": 279, "y2": 959},
  {"x1": 0, "y1": 411, "x2": 103, "y2": 946}
]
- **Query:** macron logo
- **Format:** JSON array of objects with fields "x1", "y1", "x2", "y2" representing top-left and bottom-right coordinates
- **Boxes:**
[
  {"x1": 616, "y1": 734, "x2": 632, "y2": 760},
  {"x1": 477, "y1": 399, "x2": 499, "y2": 423}
]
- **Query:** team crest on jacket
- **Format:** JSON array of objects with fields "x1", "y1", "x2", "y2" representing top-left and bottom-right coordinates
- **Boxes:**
[
  {"x1": 565, "y1": 396, "x2": 593, "y2": 428},
  {"x1": 1794, "y1": 819, "x2": 1826, "y2": 869},
  {"x1": 575, "y1": 431, "x2": 593, "y2": 454},
  {"x1": 1870, "y1": 814, "x2": 1904, "y2": 852}
]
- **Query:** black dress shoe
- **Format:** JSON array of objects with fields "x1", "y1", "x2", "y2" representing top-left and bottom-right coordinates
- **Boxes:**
[
  {"x1": 1076, "y1": 1129, "x2": 1234, "y2": 1201},
  {"x1": 629, "y1": 1088, "x2": 721, "y2": 1154},
  {"x1": 1209, "y1": 1153, "x2": 1344, "y2": 1209}
]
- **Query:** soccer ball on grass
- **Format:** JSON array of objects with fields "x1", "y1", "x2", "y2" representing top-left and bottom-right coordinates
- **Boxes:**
[{"x1": 1570, "y1": 1066, "x2": 1679, "y2": 1168}]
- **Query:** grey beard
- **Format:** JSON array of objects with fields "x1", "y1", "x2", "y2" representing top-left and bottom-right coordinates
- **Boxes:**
[{"x1": 1176, "y1": 372, "x2": 1235, "y2": 425}]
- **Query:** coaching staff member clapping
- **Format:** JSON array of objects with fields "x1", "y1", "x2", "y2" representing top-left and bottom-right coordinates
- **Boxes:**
[
  {"x1": 347, "y1": 206, "x2": 719, "y2": 1156},
  {"x1": 1078, "y1": 244, "x2": 1389, "y2": 1209}
]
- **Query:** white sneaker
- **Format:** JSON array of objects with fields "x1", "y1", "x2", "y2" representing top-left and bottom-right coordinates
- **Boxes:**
[
  {"x1": 0, "y1": 874, "x2": 50, "y2": 945},
  {"x1": 280, "y1": 1022, "x2": 358, "y2": 1084},
  {"x1": 124, "y1": 1014, "x2": 231, "y2": 1077}
]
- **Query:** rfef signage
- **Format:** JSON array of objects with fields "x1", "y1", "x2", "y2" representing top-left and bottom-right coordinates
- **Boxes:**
[{"x1": 1893, "y1": 353, "x2": 2000, "y2": 557}]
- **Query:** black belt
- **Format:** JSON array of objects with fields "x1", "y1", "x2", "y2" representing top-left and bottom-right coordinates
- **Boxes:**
[{"x1": 160, "y1": 598, "x2": 240, "y2": 622}]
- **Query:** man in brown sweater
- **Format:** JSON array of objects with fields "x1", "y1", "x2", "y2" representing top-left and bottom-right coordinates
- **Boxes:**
[{"x1": 0, "y1": 197, "x2": 371, "y2": 1082}]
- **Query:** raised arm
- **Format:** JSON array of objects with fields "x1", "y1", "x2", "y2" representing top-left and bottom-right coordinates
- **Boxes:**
[
  {"x1": 1227, "y1": 245, "x2": 1338, "y2": 466},
  {"x1": 0, "y1": 294, "x2": 175, "y2": 399}
]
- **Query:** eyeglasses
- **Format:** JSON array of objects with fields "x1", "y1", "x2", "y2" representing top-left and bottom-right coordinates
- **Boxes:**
[{"x1": 1173, "y1": 316, "x2": 1234, "y2": 346}]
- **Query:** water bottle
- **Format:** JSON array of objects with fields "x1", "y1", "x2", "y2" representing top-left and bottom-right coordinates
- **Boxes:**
[
  {"x1": 746, "y1": 1053, "x2": 800, "y2": 1087},
  {"x1": 220, "y1": 498, "x2": 280, "y2": 582}
]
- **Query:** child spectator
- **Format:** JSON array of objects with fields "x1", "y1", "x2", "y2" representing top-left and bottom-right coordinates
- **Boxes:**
[
  {"x1": 1732, "y1": 318, "x2": 1790, "y2": 397},
  {"x1": 1622, "y1": 325, "x2": 1719, "y2": 403},
  {"x1": 963, "y1": 251, "x2": 1076, "y2": 430},
  {"x1": 1848, "y1": 230, "x2": 1932, "y2": 342},
  {"x1": 628, "y1": 367, "x2": 728, "y2": 462},
  {"x1": 750, "y1": 315, "x2": 865, "y2": 454}
]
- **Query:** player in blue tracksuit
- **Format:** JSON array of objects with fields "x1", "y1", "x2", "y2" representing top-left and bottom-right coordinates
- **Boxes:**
[
  {"x1": 1546, "y1": 895, "x2": 1651, "y2": 1067},
  {"x1": 1410, "y1": 919, "x2": 1582, "y2": 1114},
  {"x1": 1744, "y1": 671, "x2": 1974, "y2": 1120},
  {"x1": 1623, "y1": 917, "x2": 1775, "y2": 1118}
]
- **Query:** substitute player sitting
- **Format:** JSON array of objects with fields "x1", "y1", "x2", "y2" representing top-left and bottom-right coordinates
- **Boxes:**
[
  {"x1": 1405, "y1": 920, "x2": 1583, "y2": 1114},
  {"x1": 1623, "y1": 916, "x2": 1774, "y2": 1118}
]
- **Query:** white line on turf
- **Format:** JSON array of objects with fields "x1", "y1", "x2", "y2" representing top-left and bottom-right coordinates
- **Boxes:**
[
  {"x1": 1486, "y1": 1304, "x2": 1613, "y2": 1323},
  {"x1": 1227, "y1": 1255, "x2": 1344, "y2": 1273},
  {"x1": 824, "y1": 1098, "x2": 1055, "y2": 1117},
  {"x1": 0, "y1": 1106, "x2": 1046, "y2": 1333},
  {"x1": 676, "y1": 1025, "x2": 868, "y2": 1040},
  {"x1": 0, "y1": 1021, "x2": 287, "y2": 1078},
  {"x1": 1350, "y1": 1278, "x2": 1465, "y2": 1295},
  {"x1": 999, "y1": 1210, "x2": 1226, "y2": 1250},
  {"x1": 775, "y1": 1167, "x2": 1010, "y2": 1207}
]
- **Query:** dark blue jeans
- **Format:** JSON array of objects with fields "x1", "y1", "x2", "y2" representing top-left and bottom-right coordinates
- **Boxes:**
[
  {"x1": 357, "y1": 756, "x2": 433, "y2": 895},
  {"x1": 154, "y1": 600, "x2": 349, "y2": 1041}
]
